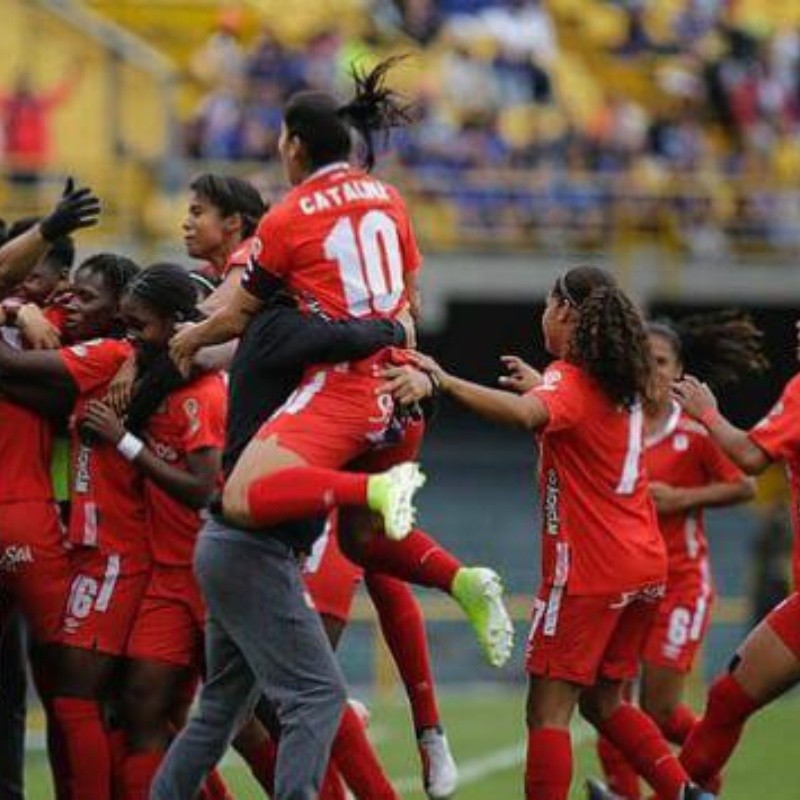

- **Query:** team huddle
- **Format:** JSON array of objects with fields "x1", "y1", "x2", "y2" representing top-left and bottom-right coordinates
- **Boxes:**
[{"x1": 0, "y1": 58, "x2": 799, "y2": 800}]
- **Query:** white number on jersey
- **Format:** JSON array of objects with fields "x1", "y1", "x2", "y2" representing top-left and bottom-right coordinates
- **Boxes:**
[{"x1": 324, "y1": 211, "x2": 405, "y2": 317}]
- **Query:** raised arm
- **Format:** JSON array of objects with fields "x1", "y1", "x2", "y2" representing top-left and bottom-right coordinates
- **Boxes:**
[
  {"x1": 0, "y1": 179, "x2": 100, "y2": 298},
  {"x1": 672, "y1": 376, "x2": 771, "y2": 475}
]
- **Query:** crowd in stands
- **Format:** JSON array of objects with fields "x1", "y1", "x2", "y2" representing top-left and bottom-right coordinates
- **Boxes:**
[{"x1": 185, "y1": 0, "x2": 800, "y2": 257}]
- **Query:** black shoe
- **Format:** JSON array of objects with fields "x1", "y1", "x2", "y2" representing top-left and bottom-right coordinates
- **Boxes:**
[
  {"x1": 585, "y1": 778, "x2": 624, "y2": 800},
  {"x1": 680, "y1": 784, "x2": 716, "y2": 800}
]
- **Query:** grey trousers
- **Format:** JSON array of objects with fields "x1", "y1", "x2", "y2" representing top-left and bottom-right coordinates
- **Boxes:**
[{"x1": 151, "y1": 519, "x2": 346, "y2": 800}]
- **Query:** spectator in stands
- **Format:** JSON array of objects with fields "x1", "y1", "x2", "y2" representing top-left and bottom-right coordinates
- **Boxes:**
[
  {"x1": 189, "y1": 7, "x2": 246, "y2": 89},
  {"x1": 192, "y1": 80, "x2": 244, "y2": 160},
  {"x1": 440, "y1": 43, "x2": 500, "y2": 116},
  {"x1": 239, "y1": 79, "x2": 283, "y2": 160},
  {"x1": 0, "y1": 62, "x2": 83, "y2": 185},
  {"x1": 246, "y1": 27, "x2": 305, "y2": 94}
]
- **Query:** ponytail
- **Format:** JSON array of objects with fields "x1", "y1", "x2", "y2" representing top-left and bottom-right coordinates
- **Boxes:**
[
  {"x1": 648, "y1": 311, "x2": 768, "y2": 388},
  {"x1": 284, "y1": 56, "x2": 412, "y2": 172},
  {"x1": 336, "y1": 56, "x2": 413, "y2": 170}
]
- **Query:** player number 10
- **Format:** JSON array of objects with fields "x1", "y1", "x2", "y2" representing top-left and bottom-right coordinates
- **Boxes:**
[{"x1": 324, "y1": 210, "x2": 405, "y2": 317}]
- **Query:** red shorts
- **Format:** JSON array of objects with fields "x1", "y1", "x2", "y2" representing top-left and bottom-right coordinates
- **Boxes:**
[
  {"x1": 642, "y1": 569, "x2": 714, "y2": 674},
  {"x1": 126, "y1": 564, "x2": 205, "y2": 668},
  {"x1": 303, "y1": 516, "x2": 364, "y2": 623},
  {"x1": 764, "y1": 592, "x2": 800, "y2": 660},
  {"x1": 257, "y1": 363, "x2": 396, "y2": 468},
  {"x1": 0, "y1": 501, "x2": 72, "y2": 642},
  {"x1": 59, "y1": 547, "x2": 151, "y2": 656},
  {"x1": 526, "y1": 584, "x2": 665, "y2": 686}
]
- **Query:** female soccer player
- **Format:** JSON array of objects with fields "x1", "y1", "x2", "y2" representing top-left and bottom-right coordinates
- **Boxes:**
[
  {"x1": 380, "y1": 265, "x2": 713, "y2": 800},
  {"x1": 169, "y1": 57, "x2": 427, "y2": 540},
  {"x1": 76, "y1": 264, "x2": 227, "y2": 800},
  {"x1": 669, "y1": 322, "x2": 800, "y2": 792},
  {"x1": 0, "y1": 253, "x2": 144, "y2": 800},
  {"x1": 591, "y1": 313, "x2": 763, "y2": 799}
]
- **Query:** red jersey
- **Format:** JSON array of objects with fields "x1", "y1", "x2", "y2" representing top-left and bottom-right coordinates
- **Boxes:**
[
  {"x1": 645, "y1": 403, "x2": 743, "y2": 582},
  {"x1": 60, "y1": 339, "x2": 148, "y2": 558},
  {"x1": 529, "y1": 361, "x2": 667, "y2": 595},
  {"x1": 243, "y1": 162, "x2": 421, "y2": 321},
  {"x1": 749, "y1": 373, "x2": 800, "y2": 586},
  {"x1": 142, "y1": 373, "x2": 227, "y2": 566},
  {"x1": 199, "y1": 236, "x2": 253, "y2": 283},
  {"x1": 0, "y1": 327, "x2": 54, "y2": 503}
]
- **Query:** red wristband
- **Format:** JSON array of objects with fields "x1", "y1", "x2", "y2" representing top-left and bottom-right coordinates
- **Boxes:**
[{"x1": 699, "y1": 407, "x2": 721, "y2": 428}]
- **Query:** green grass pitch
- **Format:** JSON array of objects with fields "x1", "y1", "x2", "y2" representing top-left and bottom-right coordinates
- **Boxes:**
[{"x1": 22, "y1": 687, "x2": 800, "y2": 798}]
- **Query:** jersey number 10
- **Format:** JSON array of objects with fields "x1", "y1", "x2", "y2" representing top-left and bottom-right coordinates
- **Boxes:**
[{"x1": 324, "y1": 210, "x2": 405, "y2": 317}]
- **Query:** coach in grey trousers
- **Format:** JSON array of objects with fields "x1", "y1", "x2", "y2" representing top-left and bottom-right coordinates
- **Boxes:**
[
  {"x1": 150, "y1": 516, "x2": 346, "y2": 800},
  {"x1": 147, "y1": 293, "x2": 409, "y2": 799}
]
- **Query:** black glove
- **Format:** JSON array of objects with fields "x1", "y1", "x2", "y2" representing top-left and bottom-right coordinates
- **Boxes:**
[{"x1": 39, "y1": 177, "x2": 101, "y2": 242}]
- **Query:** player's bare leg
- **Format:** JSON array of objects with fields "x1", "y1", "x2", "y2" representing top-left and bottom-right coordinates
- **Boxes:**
[{"x1": 223, "y1": 434, "x2": 424, "y2": 540}]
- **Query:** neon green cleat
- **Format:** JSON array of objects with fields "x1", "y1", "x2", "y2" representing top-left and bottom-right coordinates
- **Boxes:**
[
  {"x1": 367, "y1": 462, "x2": 426, "y2": 541},
  {"x1": 451, "y1": 567, "x2": 514, "y2": 668}
]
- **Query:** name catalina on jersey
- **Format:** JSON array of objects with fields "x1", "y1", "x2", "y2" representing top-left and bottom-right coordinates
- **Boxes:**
[{"x1": 298, "y1": 179, "x2": 391, "y2": 215}]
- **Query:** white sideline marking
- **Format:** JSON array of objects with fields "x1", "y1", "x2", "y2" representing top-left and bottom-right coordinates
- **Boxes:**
[{"x1": 392, "y1": 722, "x2": 591, "y2": 794}]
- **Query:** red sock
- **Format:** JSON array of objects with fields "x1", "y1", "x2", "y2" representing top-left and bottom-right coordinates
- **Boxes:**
[
  {"x1": 237, "y1": 736, "x2": 277, "y2": 794},
  {"x1": 319, "y1": 766, "x2": 346, "y2": 800},
  {"x1": 331, "y1": 704, "x2": 398, "y2": 799},
  {"x1": 121, "y1": 750, "x2": 162, "y2": 800},
  {"x1": 680, "y1": 674, "x2": 760, "y2": 788},
  {"x1": 246, "y1": 467, "x2": 368, "y2": 526},
  {"x1": 108, "y1": 729, "x2": 128, "y2": 800},
  {"x1": 525, "y1": 727, "x2": 572, "y2": 800},
  {"x1": 597, "y1": 735, "x2": 641, "y2": 799},
  {"x1": 52, "y1": 697, "x2": 112, "y2": 800},
  {"x1": 660, "y1": 704, "x2": 697, "y2": 745},
  {"x1": 366, "y1": 573, "x2": 440, "y2": 731},
  {"x1": 598, "y1": 704, "x2": 688, "y2": 799},
  {"x1": 44, "y1": 703, "x2": 71, "y2": 800},
  {"x1": 203, "y1": 768, "x2": 234, "y2": 800},
  {"x1": 355, "y1": 528, "x2": 461, "y2": 593}
]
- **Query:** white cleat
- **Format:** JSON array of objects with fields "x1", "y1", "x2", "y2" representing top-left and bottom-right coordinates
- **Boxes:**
[
  {"x1": 367, "y1": 462, "x2": 427, "y2": 541},
  {"x1": 418, "y1": 727, "x2": 458, "y2": 800}
]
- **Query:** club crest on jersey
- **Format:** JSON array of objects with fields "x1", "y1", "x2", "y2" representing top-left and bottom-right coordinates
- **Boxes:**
[
  {"x1": 673, "y1": 433, "x2": 689, "y2": 452},
  {"x1": 537, "y1": 370, "x2": 562, "y2": 393},
  {"x1": 183, "y1": 397, "x2": 201, "y2": 436}
]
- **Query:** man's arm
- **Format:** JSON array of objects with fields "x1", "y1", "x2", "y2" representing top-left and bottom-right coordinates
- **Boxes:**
[{"x1": 240, "y1": 303, "x2": 407, "y2": 372}]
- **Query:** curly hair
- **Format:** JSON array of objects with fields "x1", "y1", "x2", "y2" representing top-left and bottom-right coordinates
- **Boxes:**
[
  {"x1": 648, "y1": 311, "x2": 768, "y2": 388},
  {"x1": 554, "y1": 265, "x2": 653, "y2": 409}
]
